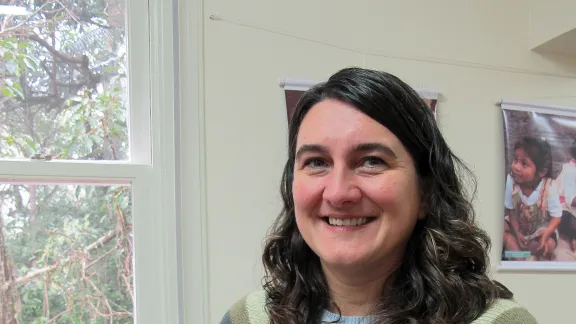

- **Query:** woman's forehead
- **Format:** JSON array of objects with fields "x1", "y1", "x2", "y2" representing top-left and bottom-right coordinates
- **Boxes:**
[
  {"x1": 295, "y1": 100, "x2": 410, "y2": 161},
  {"x1": 297, "y1": 100, "x2": 391, "y2": 143}
]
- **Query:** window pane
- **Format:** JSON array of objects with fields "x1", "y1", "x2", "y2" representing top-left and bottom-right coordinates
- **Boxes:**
[
  {"x1": 0, "y1": 1, "x2": 129, "y2": 161},
  {"x1": 0, "y1": 183, "x2": 133, "y2": 323}
]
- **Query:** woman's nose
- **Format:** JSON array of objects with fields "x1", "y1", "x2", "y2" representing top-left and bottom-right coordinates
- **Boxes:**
[{"x1": 322, "y1": 169, "x2": 362, "y2": 208}]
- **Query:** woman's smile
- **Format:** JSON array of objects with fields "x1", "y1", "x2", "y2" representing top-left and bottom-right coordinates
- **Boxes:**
[{"x1": 320, "y1": 215, "x2": 379, "y2": 232}]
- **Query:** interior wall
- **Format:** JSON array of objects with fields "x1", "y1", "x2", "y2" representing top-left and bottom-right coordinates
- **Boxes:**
[
  {"x1": 201, "y1": 1, "x2": 576, "y2": 322},
  {"x1": 529, "y1": 0, "x2": 576, "y2": 50}
]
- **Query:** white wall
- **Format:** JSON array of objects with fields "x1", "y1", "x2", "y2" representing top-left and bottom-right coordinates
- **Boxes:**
[
  {"x1": 529, "y1": 0, "x2": 576, "y2": 50},
  {"x1": 528, "y1": 0, "x2": 576, "y2": 56},
  {"x1": 201, "y1": 1, "x2": 576, "y2": 322}
]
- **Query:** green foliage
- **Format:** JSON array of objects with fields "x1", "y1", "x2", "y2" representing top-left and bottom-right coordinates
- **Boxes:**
[
  {"x1": 0, "y1": 0, "x2": 128, "y2": 161},
  {"x1": 3, "y1": 184, "x2": 133, "y2": 324},
  {"x1": 1, "y1": 0, "x2": 134, "y2": 322}
]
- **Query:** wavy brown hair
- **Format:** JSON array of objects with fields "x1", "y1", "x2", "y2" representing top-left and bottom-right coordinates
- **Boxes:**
[{"x1": 262, "y1": 67, "x2": 513, "y2": 324}]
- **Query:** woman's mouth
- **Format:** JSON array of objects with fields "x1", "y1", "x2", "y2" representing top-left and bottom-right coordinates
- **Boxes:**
[{"x1": 323, "y1": 217, "x2": 376, "y2": 227}]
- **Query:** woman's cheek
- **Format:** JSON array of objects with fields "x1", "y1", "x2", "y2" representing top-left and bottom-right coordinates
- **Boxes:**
[
  {"x1": 293, "y1": 176, "x2": 324, "y2": 209},
  {"x1": 367, "y1": 178, "x2": 402, "y2": 206}
]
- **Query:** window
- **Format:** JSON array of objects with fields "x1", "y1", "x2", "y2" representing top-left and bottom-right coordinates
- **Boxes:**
[
  {"x1": 1, "y1": 183, "x2": 133, "y2": 322},
  {"x1": 0, "y1": 1, "x2": 180, "y2": 323}
]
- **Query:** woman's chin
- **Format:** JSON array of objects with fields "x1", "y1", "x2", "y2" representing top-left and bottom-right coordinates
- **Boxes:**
[{"x1": 318, "y1": 251, "x2": 372, "y2": 269}]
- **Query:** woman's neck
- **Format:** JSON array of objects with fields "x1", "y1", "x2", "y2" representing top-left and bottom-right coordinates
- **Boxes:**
[
  {"x1": 325, "y1": 274, "x2": 383, "y2": 316},
  {"x1": 322, "y1": 258, "x2": 400, "y2": 316}
]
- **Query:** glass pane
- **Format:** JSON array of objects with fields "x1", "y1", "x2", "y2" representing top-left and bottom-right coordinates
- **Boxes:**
[
  {"x1": 0, "y1": 1, "x2": 129, "y2": 161},
  {"x1": 0, "y1": 183, "x2": 133, "y2": 323}
]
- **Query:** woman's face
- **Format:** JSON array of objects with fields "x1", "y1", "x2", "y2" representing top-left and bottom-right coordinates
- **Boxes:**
[{"x1": 293, "y1": 99, "x2": 425, "y2": 271}]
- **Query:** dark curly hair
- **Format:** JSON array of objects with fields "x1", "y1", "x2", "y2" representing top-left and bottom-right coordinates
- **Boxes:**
[{"x1": 262, "y1": 67, "x2": 513, "y2": 324}]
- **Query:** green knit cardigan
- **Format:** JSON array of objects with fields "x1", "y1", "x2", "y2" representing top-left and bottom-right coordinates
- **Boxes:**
[{"x1": 220, "y1": 291, "x2": 538, "y2": 324}]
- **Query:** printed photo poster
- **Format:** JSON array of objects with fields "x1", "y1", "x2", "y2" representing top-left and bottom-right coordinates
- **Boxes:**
[
  {"x1": 282, "y1": 80, "x2": 439, "y2": 124},
  {"x1": 501, "y1": 101, "x2": 576, "y2": 271}
]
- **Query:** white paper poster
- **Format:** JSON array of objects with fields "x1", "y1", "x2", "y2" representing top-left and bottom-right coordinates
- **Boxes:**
[{"x1": 500, "y1": 101, "x2": 576, "y2": 271}]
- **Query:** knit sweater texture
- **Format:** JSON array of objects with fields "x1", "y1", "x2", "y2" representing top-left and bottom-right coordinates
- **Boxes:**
[{"x1": 219, "y1": 291, "x2": 538, "y2": 324}]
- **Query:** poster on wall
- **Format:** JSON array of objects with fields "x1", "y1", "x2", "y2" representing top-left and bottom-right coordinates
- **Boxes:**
[
  {"x1": 281, "y1": 78, "x2": 439, "y2": 124},
  {"x1": 500, "y1": 101, "x2": 576, "y2": 271}
]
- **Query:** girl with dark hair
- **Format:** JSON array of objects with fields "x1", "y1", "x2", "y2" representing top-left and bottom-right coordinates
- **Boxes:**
[
  {"x1": 221, "y1": 67, "x2": 536, "y2": 323},
  {"x1": 503, "y1": 137, "x2": 562, "y2": 261}
]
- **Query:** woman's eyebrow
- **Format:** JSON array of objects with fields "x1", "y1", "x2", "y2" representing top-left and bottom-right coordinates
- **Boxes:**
[
  {"x1": 353, "y1": 142, "x2": 397, "y2": 159},
  {"x1": 295, "y1": 144, "x2": 327, "y2": 161},
  {"x1": 295, "y1": 142, "x2": 396, "y2": 160}
]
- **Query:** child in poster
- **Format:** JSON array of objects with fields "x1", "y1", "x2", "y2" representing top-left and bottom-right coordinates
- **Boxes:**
[
  {"x1": 503, "y1": 137, "x2": 563, "y2": 261},
  {"x1": 555, "y1": 139, "x2": 576, "y2": 259}
]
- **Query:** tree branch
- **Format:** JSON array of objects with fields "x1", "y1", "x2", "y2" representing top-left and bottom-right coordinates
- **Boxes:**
[
  {"x1": 54, "y1": 0, "x2": 81, "y2": 24},
  {"x1": 84, "y1": 229, "x2": 119, "y2": 252},
  {"x1": 26, "y1": 33, "x2": 83, "y2": 65},
  {"x1": 3, "y1": 229, "x2": 119, "y2": 291},
  {"x1": 46, "y1": 308, "x2": 71, "y2": 323},
  {"x1": 83, "y1": 18, "x2": 112, "y2": 30},
  {"x1": 0, "y1": 2, "x2": 48, "y2": 36}
]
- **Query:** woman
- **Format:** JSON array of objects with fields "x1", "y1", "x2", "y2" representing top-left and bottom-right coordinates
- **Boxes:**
[{"x1": 221, "y1": 68, "x2": 537, "y2": 323}]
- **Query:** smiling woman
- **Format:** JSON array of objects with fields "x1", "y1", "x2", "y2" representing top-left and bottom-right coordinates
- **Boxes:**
[
  {"x1": 292, "y1": 98, "x2": 424, "y2": 281},
  {"x1": 221, "y1": 67, "x2": 538, "y2": 324}
]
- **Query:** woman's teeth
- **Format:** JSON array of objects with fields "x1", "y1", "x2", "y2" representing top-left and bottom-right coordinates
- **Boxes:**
[{"x1": 328, "y1": 217, "x2": 369, "y2": 226}]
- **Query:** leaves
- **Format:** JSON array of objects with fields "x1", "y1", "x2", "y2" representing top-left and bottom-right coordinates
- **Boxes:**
[
  {"x1": 3, "y1": 79, "x2": 24, "y2": 99},
  {"x1": 23, "y1": 56, "x2": 39, "y2": 70},
  {"x1": 1, "y1": 1, "x2": 129, "y2": 161},
  {"x1": 1, "y1": 0, "x2": 134, "y2": 323},
  {"x1": 3, "y1": 184, "x2": 134, "y2": 323},
  {"x1": 2, "y1": 87, "x2": 14, "y2": 97}
]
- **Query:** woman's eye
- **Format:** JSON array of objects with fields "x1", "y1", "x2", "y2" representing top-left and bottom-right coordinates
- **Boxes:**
[
  {"x1": 362, "y1": 157, "x2": 386, "y2": 168},
  {"x1": 304, "y1": 158, "x2": 327, "y2": 169}
]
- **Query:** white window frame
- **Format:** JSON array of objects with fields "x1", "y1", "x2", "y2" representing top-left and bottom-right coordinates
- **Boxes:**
[
  {"x1": 0, "y1": 0, "x2": 192, "y2": 322},
  {"x1": 176, "y1": 0, "x2": 209, "y2": 323}
]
